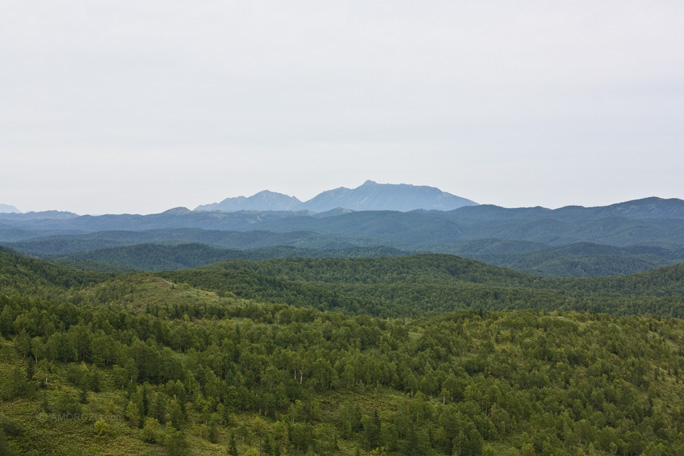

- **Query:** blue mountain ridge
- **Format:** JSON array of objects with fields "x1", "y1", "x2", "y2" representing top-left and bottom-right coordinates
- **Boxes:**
[
  {"x1": 195, "y1": 180, "x2": 478, "y2": 213},
  {"x1": 0, "y1": 204, "x2": 20, "y2": 213}
]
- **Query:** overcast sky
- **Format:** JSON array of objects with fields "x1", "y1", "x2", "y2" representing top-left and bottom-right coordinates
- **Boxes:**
[{"x1": 1, "y1": 1, "x2": 682, "y2": 214}]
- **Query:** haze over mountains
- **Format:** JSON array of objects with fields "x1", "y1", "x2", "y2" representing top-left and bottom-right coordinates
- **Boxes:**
[
  {"x1": 1, "y1": 182, "x2": 683, "y2": 277},
  {"x1": 195, "y1": 180, "x2": 478, "y2": 212},
  {"x1": 0, "y1": 203, "x2": 19, "y2": 213}
]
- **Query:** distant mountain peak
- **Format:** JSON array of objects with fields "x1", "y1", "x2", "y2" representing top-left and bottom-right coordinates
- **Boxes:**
[
  {"x1": 162, "y1": 207, "x2": 192, "y2": 215},
  {"x1": 253, "y1": 190, "x2": 287, "y2": 196},
  {"x1": 0, "y1": 204, "x2": 20, "y2": 213},
  {"x1": 301, "y1": 181, "x2": 477, "y2": 213},
  {"x1": 195, "y1": 190, "x2": 302, "y2": 212}
]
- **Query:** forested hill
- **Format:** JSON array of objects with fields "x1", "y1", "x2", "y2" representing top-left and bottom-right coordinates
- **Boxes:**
[
  {"x1": 2, "y1": 229, "x2": 378, "y2": 256},
  {"x1": 182, "y1": 254, "x2": 684, "y2": 296},
  {"x1": 191, "y1": 255, "x2": 535, "y2": 286},
  {"x1": 162, "y1": 254, "x2": 684, "y2": 318},
  {"x1": 0, "y1": 246, "x2": 109, "y2": 297},
  {"x1": 1, "y1": 247, "x2": 682, "y2": 318},
  {"x1": 55, "y1": 243, "x2": 409, "y2": 272},
  {"x1": 434, "y1": 241, "x2": 684, "y2": 277},
  {"x1": 5, "y1": 235, "x2": 683, "y2": 277},
  {"x1": 1, "y1": 248, "x2": 684, "y2": 455}
]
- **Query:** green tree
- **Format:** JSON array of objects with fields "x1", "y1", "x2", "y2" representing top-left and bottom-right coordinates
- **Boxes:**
[
  {"x1": 94, "y1": 419, "x2": 110, "y2": 437},
  {"x1": 364, "y1": 409, "x2": 382, "y2": 449},
  {"x1": 165, "y1": 427, "x2": 190, "y2": 456},
  {"x1": 228, "y1": 431, "x2": 239, "y2": 456},
  {"x1": 141, "y1": 417, "x2": 162, "y2": 443},
  {"x1": 0, "y1": 367, "x2": 28, "y2": 401},
  {"x1": 170, "y1": 401, "x2": 184, "y2": 429},
  {"x1": 125, "y1": 401, "x2": 141, "y2": 428}
]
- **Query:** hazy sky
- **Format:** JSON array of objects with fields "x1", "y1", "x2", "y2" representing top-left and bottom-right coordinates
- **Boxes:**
[{"x1": 1, "y1": 1, "x2": 682, "y2": 214}]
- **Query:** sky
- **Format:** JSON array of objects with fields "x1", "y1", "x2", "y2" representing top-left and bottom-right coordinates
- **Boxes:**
[{"x1": 1, "y1": 1, "x2": 682, "y2": 215}]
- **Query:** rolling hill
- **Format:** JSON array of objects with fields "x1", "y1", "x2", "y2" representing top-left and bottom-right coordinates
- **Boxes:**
[
  {"x1": 1, "y1": 248, "x2": 684, "y2": 455},
  {"x1": 55, "y1": 243, "x2": 410, "y2": 272}
]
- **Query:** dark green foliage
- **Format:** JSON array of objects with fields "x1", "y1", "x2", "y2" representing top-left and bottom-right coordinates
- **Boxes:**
[
  {"x1": 0, "y1": 367, "x2": 29, "y2": 401},
  {"x1": 165, "y1": 427, "x2": 190, "y2": 456},
  {"x1": 2, "y1": 288, "x2": 684, "y2": 454},
  {"x1": 228, "y1": 431, "x2": 238, "y2": 455},
  {"x1": 2, "y1": 228, "x2": 379, "y2": 256},
  {"x1": 54, "y1": 243, "x2": 410, "y2": 272},
  {"x1": 0, "y1": 248, "x2": 683, "y2": 454},
  {"x1": 170, "y1": 401, "x2": 184, "y2": 429},
  {"x1": 162, "y1": 255, "x2": 684, "y2": 317},
  {"x1": 54, "y1": 390, "x2": 82, "y2": 415},
  {"x1": 0, "y1": 415, "x2": 22, "y2": 439},
  {"x1": 0, "y1": 248, "x2": 110, "y2": 298},
  {"x1": 363, "y1": 409, "x2": 381, "y2": 449}
]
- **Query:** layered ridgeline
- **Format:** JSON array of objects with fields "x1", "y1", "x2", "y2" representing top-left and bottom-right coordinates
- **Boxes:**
[
  {"x1": 2, "y1": 247, "x2": 683, "y2": 318},
  {"x1": 161, "y1": 255, "x2": 684, "y2": 317},
  {"x1": 28, "y1": 239, "x2": 684, "y2": 277},
  {"x1": 1, "y1": 195, "x2": 683, "y2": 277},
  {"x1": 1, "y1": 248, "x2": 684, "y2": 455},
  {"x1": 56, "y1": 244, "x2": 409, "y2": 273},
  {"x1": 195, "y1": 180, "x2": 478, "y2": 212}
]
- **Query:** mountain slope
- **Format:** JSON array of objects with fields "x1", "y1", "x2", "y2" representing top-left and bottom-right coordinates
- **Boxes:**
[
  {"x1": 2, "y1": 228, "x2": 380, "y2": 256},
  {"x1": 302, "y1": 180, "x2": 477, "y2": 212},
  {"x1": 195, "y1": 190, "x2": 303, "y2": 212},
  {"x1": 449, "y1": 197, "x2": 684, "y2": 221},
  {"x1": 196, "y1": 181, "x2": 478, "y2": 213},
  {"x1": 554, "y1": 197, "x2": 684, "y2": 220},
  {"x1": 55, "y1": 243, "x2": 410, "y2": 271},
  {"x1": 2, "y1": 275, "x2": 684, "y2": 455},
  {"x1": 163, "y1": 254, "x2": 684, "y2": 317},
  {"x1": 37, "y1": 237, "x2": 684, "y2": 277},
  {"x1": 1, "y1": 197, "x2": 682, "y2": 255},
  {"x1": 482, "y1": 242, "x2": 684, "y2": 277},
  {"x1": 0, "y1": 204, "x2": 19, "y2": 213},
  {"x1": 0, "y1": 247, "x2": 109, "y2": 297}
]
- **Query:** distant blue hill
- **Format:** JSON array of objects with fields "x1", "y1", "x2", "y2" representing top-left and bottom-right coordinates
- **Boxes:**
[
  {"x1": 196, "y1": 190, "x2": 303, "y2": 212},
  {"x1": 301, "y1": 180, "x2": 477, "y2": 212},
  {"x1": 2, "y1": 195, "x2": 683, "y2": 277},
  {"x1": 196, "y1": 180, "x2": 477, "y2": 213},
  {"x1": 0, "y1": 204, "x2": 20, "y2": 213}
]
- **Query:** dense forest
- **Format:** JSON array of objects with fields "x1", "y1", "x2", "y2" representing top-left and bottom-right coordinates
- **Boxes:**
[
  {"x1": 0, "y1": 248, "x2": 683, "y2": 455},
  {"x1": 160, "y1": 256, "x2": 684, "y2": 318}
]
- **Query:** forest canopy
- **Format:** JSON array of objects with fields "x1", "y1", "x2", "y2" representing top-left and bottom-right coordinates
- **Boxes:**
[{"x1": 0, "y1": 249, "x2": 683, "y2": 455}]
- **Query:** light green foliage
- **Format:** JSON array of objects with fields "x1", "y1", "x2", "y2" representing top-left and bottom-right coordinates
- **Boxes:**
[
  {"x1": 93, "y1": 419, "x2": 110, "y2": 437},
  {"x1": 125, "y1": 401, "x2": 141, "y2": 428},
  {"x1": 140, "y1": 417, "x2": 161, "y2": 443}
]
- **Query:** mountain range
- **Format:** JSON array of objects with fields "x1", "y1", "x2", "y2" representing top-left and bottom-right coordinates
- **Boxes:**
[
  {"x1": 0, "y1": 182, "x2": 682, "y2": 278},
  {"x1": 195, "y1": 180, "x2": 478, "y2": 212}
]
